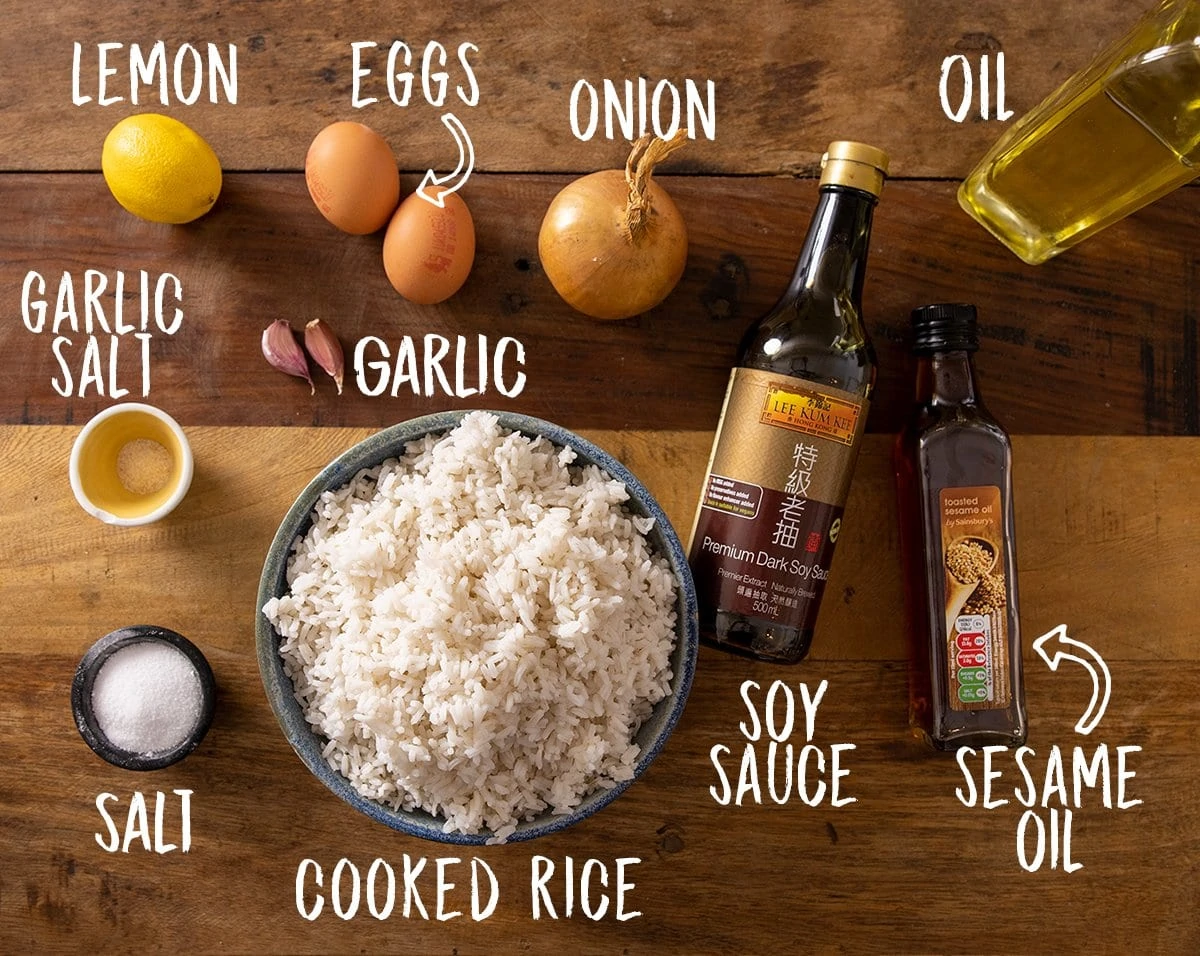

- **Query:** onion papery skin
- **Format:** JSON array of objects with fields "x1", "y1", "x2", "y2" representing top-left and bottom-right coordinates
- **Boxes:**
[{"x1": 538, "y1": 169, "x2": 688, "y2": 321}]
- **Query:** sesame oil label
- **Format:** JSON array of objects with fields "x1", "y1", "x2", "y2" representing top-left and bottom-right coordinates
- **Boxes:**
[
  {"x1": 688, "y1": 367, "x2": 868, "y2": 632},
  {"x1": 939, "y1": 485, "x2": 1012, "y2": 710}
]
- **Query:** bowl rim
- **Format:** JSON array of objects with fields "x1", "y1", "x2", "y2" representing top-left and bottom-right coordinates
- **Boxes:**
[{"x1": 255, "y1": 409, "x2": 699, "y2": 844}]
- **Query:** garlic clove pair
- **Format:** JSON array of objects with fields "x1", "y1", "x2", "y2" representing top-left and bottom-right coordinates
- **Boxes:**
[{"x1": 261, "y1": 318, "x2": 345, "y2": 394}]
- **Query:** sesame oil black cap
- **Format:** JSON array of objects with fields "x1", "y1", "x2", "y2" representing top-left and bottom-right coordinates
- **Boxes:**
[{"x1": 911, "y1": 303, "x2": 980, "y2": 354}]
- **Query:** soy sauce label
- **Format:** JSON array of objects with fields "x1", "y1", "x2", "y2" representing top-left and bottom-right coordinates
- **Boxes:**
[
  {"x1": 940, "y1": 485, "x2": 1012, "y2": 710},
  {"x1": 688, "y1": 367, "x2": 868, "y2": 631},
  {"x1": 758, "y1": 383, "x2": 861, "y2": 445}
]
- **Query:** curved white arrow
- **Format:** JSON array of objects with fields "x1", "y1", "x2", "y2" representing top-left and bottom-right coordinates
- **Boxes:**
[
  {"x1": 416, "y1": 112, "x2": 474, "y2": 207},
  {"x1": 1031, "y1": 624, "x2": 1112, "y2": 736}
]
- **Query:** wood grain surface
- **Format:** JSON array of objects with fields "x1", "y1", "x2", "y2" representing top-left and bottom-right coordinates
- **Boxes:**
[
  {"x1": 2, "y1": 427, "x2": 1198, "y2": 952},
  {"x1": 3, "y1": 174, "x2": 1199, "y2": 435},
  {"x1": 7, "y1": 655, "x2": 1196, "y2": 954},
  {"x1": 3, "y1": 0, "x2": 1199, "y2": 952},
  {"x1": 1, "y1": 0, "x2": 1134, "y2": 176},
  {"x1": 2, "y1": 427, "x2": 1196, "y2": 664}
]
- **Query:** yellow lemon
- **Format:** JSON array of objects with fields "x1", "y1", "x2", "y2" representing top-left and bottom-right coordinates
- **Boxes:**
[{"x1": 101, "y1": 114, "x2": 222, "y2": 224}]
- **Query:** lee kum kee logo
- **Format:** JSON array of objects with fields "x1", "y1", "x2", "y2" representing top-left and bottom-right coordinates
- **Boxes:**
[{"x1": 760, "y1": 387, "x2": 859, "y2": 446}]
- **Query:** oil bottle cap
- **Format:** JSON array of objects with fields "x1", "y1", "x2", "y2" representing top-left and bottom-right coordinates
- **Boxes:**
[
  {"x1": 911, "y1": 303, "x2": 980, "y2": 353},
  {"x1": 820, "y1": 141, "x2": 890, "y2": 197}
]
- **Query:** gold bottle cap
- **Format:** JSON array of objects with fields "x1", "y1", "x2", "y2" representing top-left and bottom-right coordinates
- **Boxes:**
[{"x1": 820, "y1": 141, "x2": 890, "y2": 197}]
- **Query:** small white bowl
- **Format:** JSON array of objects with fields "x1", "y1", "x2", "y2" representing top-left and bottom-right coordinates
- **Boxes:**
[{"x1": 69, "y1": 403, "x2": 194, "y2": 526}]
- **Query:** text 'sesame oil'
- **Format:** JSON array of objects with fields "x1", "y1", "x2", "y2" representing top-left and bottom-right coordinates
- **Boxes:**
[{"x1": 688, "y1": 141, "x2": 889, "y2": 664}]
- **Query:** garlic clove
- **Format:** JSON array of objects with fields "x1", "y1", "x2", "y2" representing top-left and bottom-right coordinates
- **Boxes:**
[
  {"x1": 262, "y1": 320, "x2": 314, "y2": 394},
  {"x1": 304, "y1": 318, "x2": 345, "y2": 395}
]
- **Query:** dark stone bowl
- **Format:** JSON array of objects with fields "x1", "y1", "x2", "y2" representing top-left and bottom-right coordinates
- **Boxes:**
[{"x1": 72, "y1": 625, "x2": 217, "y2": 771}]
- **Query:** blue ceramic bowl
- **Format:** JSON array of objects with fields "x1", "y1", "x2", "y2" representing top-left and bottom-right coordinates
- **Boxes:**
[{"x1": 256, "y1": 410, "x2": 699, "y2": 844}]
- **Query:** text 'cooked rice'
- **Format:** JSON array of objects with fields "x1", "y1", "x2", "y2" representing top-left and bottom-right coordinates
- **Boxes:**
[{"x1": 263, "y1": 411, "x2": 678, "y2": 841}]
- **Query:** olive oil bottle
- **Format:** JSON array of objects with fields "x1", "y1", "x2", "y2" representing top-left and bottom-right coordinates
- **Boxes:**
[
  {"x1": 959, "y1": 0, "x2": 1200, "y2": 264},
  {"x1": 688, "y1": 141, "x2": 888, "y2": 664},
  {"x1": 895, "y1": 304, "x2": 1027, "y2": 750}
]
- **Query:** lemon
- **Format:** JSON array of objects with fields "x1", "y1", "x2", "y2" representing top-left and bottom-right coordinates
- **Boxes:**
[{"x1": 101, "y1": 114, "x2": 222, "y2": 224}]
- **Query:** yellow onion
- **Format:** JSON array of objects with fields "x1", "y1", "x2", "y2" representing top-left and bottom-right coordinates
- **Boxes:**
[{"x1": 538, "y1": 132, "x2": 688, "y2": 321}]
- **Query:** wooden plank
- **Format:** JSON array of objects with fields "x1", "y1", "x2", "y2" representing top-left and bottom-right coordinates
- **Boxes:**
[
  {"x1": 5, "y1": 2, "x2": 1200, "y2": 951},
  {"x1": 3, "y1": 426, "x2": 1196, "y2": 662},
  {"x1": 4, "y1": 654, "x2": 1196, "y2": 951},
  {"x1": 0, "y1": 1, "x2": 1135, "y2": 177},
  {"x1": 3, "y1": 176, "x2": 1198, "y2": 435}
]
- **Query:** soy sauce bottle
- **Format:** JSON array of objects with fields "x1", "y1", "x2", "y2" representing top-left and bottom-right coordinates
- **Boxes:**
[
  {"x1": 895, "y1": 303, "x2": 1028, "y2": 750},
  {"x1": 688, "y1": 141, "x2": 888, "y2": 663}
]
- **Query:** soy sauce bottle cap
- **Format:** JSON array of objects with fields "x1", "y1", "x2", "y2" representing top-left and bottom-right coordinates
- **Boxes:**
[
  {"x1": 911, "y1": 303, "x2": 980, "y2": 354},
  {"x1": 820, "y1": 141, "x2": 890, "y2": 197}
]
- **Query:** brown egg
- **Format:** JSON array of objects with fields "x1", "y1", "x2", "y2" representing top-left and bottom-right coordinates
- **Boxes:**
[
  {"x1": 305, "y1": 122, "x2": 400, "y2": 235},
  {"x1": 382, "y1": 189, "x2": 475, "y2": 305}
]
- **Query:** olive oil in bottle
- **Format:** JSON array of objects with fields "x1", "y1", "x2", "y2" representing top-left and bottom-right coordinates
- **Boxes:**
[
  {"x1": 688, "y1": 141, "x2": 888, "y2": 664},
  {"x1": 894, "y1": 304, "x2": 1027, "y2": 750},
  {"x1": 959, "y1": 0, "x2": 1200, "y2": 264}
]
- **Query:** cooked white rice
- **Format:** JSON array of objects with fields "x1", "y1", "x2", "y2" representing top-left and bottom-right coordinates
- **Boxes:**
[{"x1": 263, "y1": 411, "x2": 678, "y2": 841}]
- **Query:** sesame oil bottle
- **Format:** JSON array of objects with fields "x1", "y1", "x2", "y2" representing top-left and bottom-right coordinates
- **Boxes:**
[{"x1": 895, "y1": 304, "x2": 1028, "y2": 749}]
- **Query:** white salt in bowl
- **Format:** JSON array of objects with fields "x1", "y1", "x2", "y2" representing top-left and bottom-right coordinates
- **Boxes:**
[{"x1": 71, "y1": 625, "x2": 217, "y2": 771}]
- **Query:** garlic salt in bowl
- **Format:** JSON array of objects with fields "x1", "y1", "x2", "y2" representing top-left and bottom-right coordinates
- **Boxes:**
[
  {"x1": 69, "y1": 402, "x2": 193, "y2": 526},
  {"x1": 72, "y1": 626, "x2": 217, "y2": 771},
  {"x1": 256, "y1": 410, "x2": 699, "y2": 844}
]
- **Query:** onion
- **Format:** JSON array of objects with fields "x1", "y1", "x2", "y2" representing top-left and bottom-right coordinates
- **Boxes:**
[{"x1": 538, "y1": 132, "x2": 689, "y2": 321}]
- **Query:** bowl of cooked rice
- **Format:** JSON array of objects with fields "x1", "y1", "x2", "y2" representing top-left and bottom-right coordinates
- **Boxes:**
[{"x1": 256, "y1": 409, "x2": 699, "y2": 844}]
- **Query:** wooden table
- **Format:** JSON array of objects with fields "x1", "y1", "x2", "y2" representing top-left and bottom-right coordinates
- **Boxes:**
[{"x1": 3, "y1": 1, "x2": 1197, "y2": 952}]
